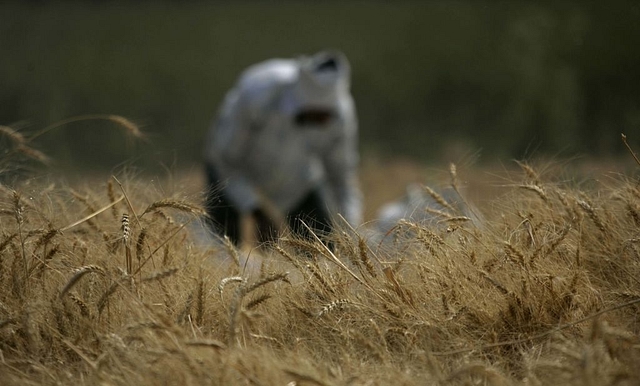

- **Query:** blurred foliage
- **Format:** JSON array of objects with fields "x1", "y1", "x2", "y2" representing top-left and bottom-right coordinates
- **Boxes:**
[{"x1": 1, "y1": 1, "x2": 639, "y2": 170}]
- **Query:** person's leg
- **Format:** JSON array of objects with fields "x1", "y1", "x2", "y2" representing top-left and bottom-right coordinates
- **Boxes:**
[
  {"x1": 204, "y1": 163, "x2": 241, "y2": 245},
  {"x1": 253, "y1": 208, "x2": 280, "y2": 246},
  {"x1": 286, "y1": 190, "x2": 332, "y2": 241}
]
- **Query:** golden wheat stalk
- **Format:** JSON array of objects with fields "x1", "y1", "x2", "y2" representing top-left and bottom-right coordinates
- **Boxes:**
[
  {"x1": 26, "y1": 114, "x2": 144, "y2": 143},
  {"x1": 300, "y1": 221, "x2": 380, "y2": 297},
  {"x1": 59, "y1": 195, "x2": 124, "y2": 232},
  {"x1": 195, "y1": 278, "x2": 205, "y2": 326},
  {"x1": 243, "y1": 272, "x2": 290, "y2": 294},
  {"x1": 30, "y1": 244, "x2": 60, "y2": 277},
  {"x1": 449, "y1": 162, "x2": 458, "y2": 189},
  {"x1": 107, "y1": 179, "x2": 119, "y2": 220},
  {"x1": 136, "y1": 227, "x2": 147, "y2": 262},
  {"x1": 141, "y1": 199, "x2": 206, "y2": 217},
  {"x1": 59, "y1": 265, "x2": 105, "y2": 299},
  {"x1": 318, "y1": 299, "x2": 352, "y2": 317},
  {"x1": 519, "y1": 184, "x2": 549, "y2": 203},
  {"x1": 122, "y1": 213, "x2": 132, "y2": 274},
  {"x1": 68, "y1": 292, "x2": 90, "y2": 318},
  {"x1": 425, "y1": 207, "x2": 456, "y2": 219},
  {"x1": 621, "y1": 133, "x2": 640, "y2": 167},
  {"x1": 111, "y1": 175, "x2": 142, "y2": 230},
  {"x1": 142, "y1": 267, "x2": 179, "y2": 282},
  {"x1": 12, "y1": 191, "x2": 24, "y2": 226},
  {"x1": 132, "y1": 219, "x2": 192, "y2": 276},
  {"x1": 358, "y1": 236, "x2": 377, "y2": 277},
  {"x1": 0, "y1": 125, "x2": 25, "y2": 144},
  {"x1": 245, "y1": 294, "x2": 271, "y2": 310},
  {"x1": 273, "y1": 244, "x2": 303, "y2": 269},
  {"x1": 0, "y1": 233, "x2": 18, "y2": 254},
  {"x1": 577, "y1": 199, "x2": 606, "y2": 233},
  {"x1": 221, "y1": 235, "x2": 240, "y2": 268},
  {"x1": 515, "y1": 160, "x2": 541, "y2": 185},
  {"x1": 218, "y1": 276, "x2": 245, "y2": 298},
  {"x1": 16, "y1": 144, "x2": 50, "y2": 164},
  {"x1": 32, "y1": 228, "x2": 59, "y2": 252},
  {"x1": 422, "y1": 185, "x2": 457, "y2": 213},
  {"x1": 227, "y1": 285, "x2": 243, "y2": 346},
  {"x1": 0, "y1": 125, "x2": 50, "y2": 164},
  {"x1": 97, "y1": 279, "x2": 124, "y2": 314},
  {"x1": 383, "y1": 267, "x2": 415, "y2": 307},
  {"x1": 184, "y1": 339, "x2": 226, "y2": 349}
]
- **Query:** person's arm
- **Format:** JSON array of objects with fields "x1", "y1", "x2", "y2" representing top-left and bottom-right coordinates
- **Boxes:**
[
  {"x1": 322, "y1": 102, "x2": 363, "y2": 227},
  {"x1": 208, "y1": 88, "x2": 261, "y2": 214}
]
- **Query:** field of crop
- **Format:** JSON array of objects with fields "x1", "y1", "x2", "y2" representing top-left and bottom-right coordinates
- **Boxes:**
[{"x1": 1, "y1": 121, "x2": 640, "y2": 385}]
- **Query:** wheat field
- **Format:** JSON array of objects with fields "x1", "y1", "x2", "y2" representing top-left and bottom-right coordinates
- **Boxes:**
[{"x1": 1, "y1": 122, "x2": 640, "y2": 385}]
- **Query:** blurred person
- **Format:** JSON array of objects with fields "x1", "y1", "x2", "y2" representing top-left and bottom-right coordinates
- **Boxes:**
[{"x1": 203, "y1": 50, "x2": 362, "y2": 246}]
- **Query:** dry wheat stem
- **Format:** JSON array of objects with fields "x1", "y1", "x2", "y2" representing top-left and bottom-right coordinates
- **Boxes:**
[
  {"x1": 431, "y1": 297, "x2": 640, "y2": 357},
  {"x1": 184, "y1": 339, "x2": 226, "y2": 349},
  {"x1": 59, "y1": 265, "x2": 106, "y2": 299},
  {"x1": 68, "y1": 292, "x2": 90, "y2": 318},
  {"x1": 122, "y1": 213, "x2": 132, "y2": 274},
  {"x1": 26, "y1": 114, "x2": 144, "y2": 143},
  {"x1": 245, "y1": 294, "x2": 271, "y2": 310},
  {"x1": 60, "y1": 196, "x2": 124, "y2": 232},
  {"x1": 28, "y1": 244, "x2": 61, "y2": 277},
  {"x1": 141, "y1": 199, "x2": 206, "y2": 217},
  {"x1": 136, "y1": 227, "x2": 148, "y2": 262},
  {"x1": 301, "y1": 221, "x2": 367, "y2": 280},
  {"x1": 142, "y1": 267, "x2": 179, "y2": 282},
  {"x1": 222, "y1": 235, "x2": 240, "y2": 268},
  {"x1": 111, "y1": 175, "x2": 142, "y2": 229},
  {"x1": 515, "y1": 160, "x2": 541, "y2": 185},
  {"x1": 227, "y1": 286, "x2": 244, "y2": 346},
  {"x1": 422, "y1": 185, "x2": 457, "y2": 213},
  {"x1": 358, "y1": 236, "x2": 378, "y2": 278},
  {"x1": 306, "y1": 222, "x2": 388, "y2": 303},
  {"x1": 577, "y1": 199, "x2": 606, "y2": 233},
  {"x1": 425, "y1": 207, "x2": 455, "y2": 219},
  {"x1": 32, "y1": 228, "x2": 59, "y2": 252},
  {"x1": 621, "y1": 133, "x2": 640, "y2": 167},
  {"x1": 449, "y1": 162, "x2": 459, "y2": 190},
  {"x1": 11, "y1": 191, "x2": 28, "y2": 280},
  {"x1": 132, "y1": 217, "x2": 193, "y2": 276},
  {"x1": 0, "y1": 125, "x2": 25, "y2": 144},
  {"x1": 244, "y1": 272, "x2": 290, "y2": 294},
  {"x1": 219, "y1": 276, "x2": 246, "y2": 299},
  {"x1": 318, "y1": 299, "x2": 353, "y2": 317},
  {"x1": 0, "y1": 126, "x2": 50, "y2": 165},
  {"x1": 191, "y1": 286, "x2": 208, "y2": 321},
  {"x1": 306, "y1": 262, "x2": 336, "y2": 295},
  {"x1": 16, "y1": 144, "x2": 50, "y2": 164},
  {"x1": 0, "y1": 233, "x2": 18, "y2": 253},
  {"x1": 273, "y1": 244, "x2": 303, "y2": 269},
  {"x1": 97, "y1": 279, "x2": 124, "y2": 314},
  {"x1": 106, "y1": 179, "x2": 119, "y2": 220},
  {"x1": 519, "y1": 184, "x2": 549, "y2": 202}
]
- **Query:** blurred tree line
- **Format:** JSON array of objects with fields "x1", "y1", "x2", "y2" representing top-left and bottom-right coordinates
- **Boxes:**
[{"x1": 1, "y1": 1, "x2": 639, "y2": 171}]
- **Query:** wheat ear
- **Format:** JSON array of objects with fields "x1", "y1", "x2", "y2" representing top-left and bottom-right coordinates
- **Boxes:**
[{"x1": 60, "y1": 265, "x2": 105, "y2": 298}]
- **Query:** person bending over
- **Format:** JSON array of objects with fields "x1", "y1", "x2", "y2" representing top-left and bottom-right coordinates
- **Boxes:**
[{"x1": 203, "y1": 50, "x2": 362, "y2": 246}]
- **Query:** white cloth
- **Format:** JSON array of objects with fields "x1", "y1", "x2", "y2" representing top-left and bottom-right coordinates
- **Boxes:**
[
  {"x1": 375, "y1": 184, "x2": 482, "y2": 237},
  {"x1": 204, "y1": 51, "x2": 362, "y2": 227}
]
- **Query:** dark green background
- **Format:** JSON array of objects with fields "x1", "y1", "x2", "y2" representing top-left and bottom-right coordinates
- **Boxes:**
[{"x1": 2, "y1": 1, "x2": 639, "y2": 171}]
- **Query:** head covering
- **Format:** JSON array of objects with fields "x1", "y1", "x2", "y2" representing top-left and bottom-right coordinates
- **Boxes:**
[{"x1": 292, "y1": 50, "x2": 351, "y2": 109}]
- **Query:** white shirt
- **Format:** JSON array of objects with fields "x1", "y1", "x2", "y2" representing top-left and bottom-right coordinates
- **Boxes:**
[{"x1": 204, "y1": 56, "x2": 362, "y2": 227}]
